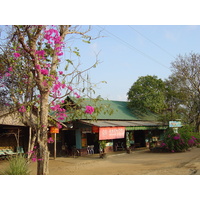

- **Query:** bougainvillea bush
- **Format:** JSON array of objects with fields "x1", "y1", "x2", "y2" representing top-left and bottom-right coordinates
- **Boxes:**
[{"x1": 160, "y1": 127, "x2": 200, "y2": 152}]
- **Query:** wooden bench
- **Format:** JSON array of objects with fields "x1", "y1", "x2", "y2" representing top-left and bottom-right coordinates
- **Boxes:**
[{"x1": 2, "y1": 149, "x2": 17, "y2": 157}]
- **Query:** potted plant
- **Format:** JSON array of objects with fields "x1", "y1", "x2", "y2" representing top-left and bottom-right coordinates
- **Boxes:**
[{"x1": 99, "y1": 140, "x2": 107, "y2": 158}]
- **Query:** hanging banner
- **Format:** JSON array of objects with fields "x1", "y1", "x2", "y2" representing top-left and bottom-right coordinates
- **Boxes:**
[{"x1": 99, "y1": 127, "x2": 125, "y2": 140}]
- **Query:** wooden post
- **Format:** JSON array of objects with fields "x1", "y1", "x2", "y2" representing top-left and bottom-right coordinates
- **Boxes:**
[
  {"x1": 28, "y1": 127, "x2": 32, "y2": 153},
  {"x1": 50, "y1": 126, "x2": 59, "y2": 160},
  {"x1": 54, "y1": 133, "x2": 56, "y2": 160}
]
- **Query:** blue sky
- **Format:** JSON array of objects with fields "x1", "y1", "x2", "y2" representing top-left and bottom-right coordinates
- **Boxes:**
[
  {"x1": 66, "y1": 25, "x2": 200, "y2": 101},
  {"x1": 1, "y1": 25, "x2": 199, "y2": 101}
]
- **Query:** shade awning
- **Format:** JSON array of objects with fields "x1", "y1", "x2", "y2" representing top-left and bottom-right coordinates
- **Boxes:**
[{"x1": 78, "y1": 120, "x2": 167, "y2": 130}]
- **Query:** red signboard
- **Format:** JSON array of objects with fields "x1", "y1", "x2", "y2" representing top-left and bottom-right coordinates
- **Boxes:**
[
  {"x1": 99, "y1": 127, "x2": 125, "y2": 140},
  {"x1": 92, "y1": 126, "x2": 99, "y2": 133},
  {"x1": 50, "y1": 126, "x2": 59, "y2": 134}
]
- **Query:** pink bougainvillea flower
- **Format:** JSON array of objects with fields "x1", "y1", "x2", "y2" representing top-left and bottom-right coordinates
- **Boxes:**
[
  {"x1": 57, "y1": 117, "x2": 65, "y2": 120},
  {"x1": 5, "y1": 72, "x2": 11, "y2": 77},
  {"x1": 56, "y1": 52, "x2": 63, "y2": 56},
  {"x1": 58, "y1": 113, "x2": 67, "y2": 117},
  {"x1": 45, "y1": 64, "x2": 51, "y2": 68},
  {"x1": 32, "y1": 157, "x2": 37, "y2": 162},
  {"x1": 191, "y1": 136, "x2": 196, "y2": 140},
  {"x1": 47, "y1": 137, "x2": 54, "y2": 143},
  {"x1": 13, "y1": 52, "x2": 21, "y2": 58},
  {"x1": 67, "y1": 86, "x2": 73, "y2": 91},
  {"x1": 27, "y1": 150, "x2": 34, "y2": 155},
  {"x1": 36, "y1": 50, "x2": 45, "y2": 55},
  {"x1": 19, "y1": 105, "x2": 26, "y2": 113},
  {"x1": 188, "y1": 139, "x2": 195, "y2": 146},
  {"x1": 35, "y1": 64, "x2": 41, "y2": 70},
  {"x1": 74, "y1": 92, "x2": 81, "y2": 98},
  {"x1": 85, "y1": 106, "x2": 94, "y2": 115},
  {"x1": 173, "y1": 134, "x2": 181, "y2": 140},
  {"x1": 61, "y1": 83, "x2": 66, "y2": 89},
  {"x1": 8, "y1": 67, "x2": 13, "y2": 72},
  {"x1": 59, "y1": 71, "x2": 63, "y2": 75},
  {"x1": 57, "y1": 123, "x2": 62, "y2": 129},
  {"x1": 41, "y1": 69, "x2": 49, "y2": 75},
  {"x1": 56, "y1": 112, "x2": 67, "y2": 121},
  {"x1": 160, "y1": 142, "x2": 166, "y2": 147},
  {"x1": 42, "y1": 80, "x2": 48, "y2": 87},
  {"x1": 50, "y1": 104, "x2": 65, "y2": 112}
]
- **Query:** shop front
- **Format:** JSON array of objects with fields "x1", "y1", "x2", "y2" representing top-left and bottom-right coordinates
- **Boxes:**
[
  {"x1": 98, "y1": 126, "x2": 125, "y2": 153},
  {"x1": 73, "y1": 120, "x2": 167, "y2": 155},
  {"x1": 73, "y1": 125, "x2": 126, "y2": 154}
]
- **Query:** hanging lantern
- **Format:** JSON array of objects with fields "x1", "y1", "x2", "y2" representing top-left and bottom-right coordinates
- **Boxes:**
[{"x1": 50, "y1": 126, "x2": 59, "y2": 134}]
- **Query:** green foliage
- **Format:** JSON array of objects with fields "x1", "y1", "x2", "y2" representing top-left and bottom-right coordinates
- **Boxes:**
[
  {"x1": 82, "y1": 35, "x2": 91, "y2": 44},
  {"x1": 2, "y1": 154, "x2": 30, "y2": 175},
  {"x1": 127, "y1": 75, "x2": 166, "y2": 114},
  {"x1": 99, "y1": 140, "x2": 107, "y2": 150}
]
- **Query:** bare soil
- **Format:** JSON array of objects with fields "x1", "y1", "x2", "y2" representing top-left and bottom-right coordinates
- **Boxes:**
[{"x1": 1, "y1": 147, "x2": 200, "y2": 175}]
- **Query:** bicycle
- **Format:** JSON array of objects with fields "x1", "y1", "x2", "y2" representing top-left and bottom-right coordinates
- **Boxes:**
[
  {"x1": 71, "y1": 146, "x2": 80, "y2": 158},
  {"x1": 59, "y1": 144, "x2": 70, "y2": 157}
]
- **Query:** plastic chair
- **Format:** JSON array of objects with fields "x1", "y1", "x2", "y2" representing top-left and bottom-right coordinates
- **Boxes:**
[
  {"x1": 90, "y1": 145, "x2": 94, "y2": 154},
  {"x1": 17, "y1": 146, "x2": 24, "y2": 154},
  {"x1": 87, "y1": 145, "x2": 94, "y2": 154}
]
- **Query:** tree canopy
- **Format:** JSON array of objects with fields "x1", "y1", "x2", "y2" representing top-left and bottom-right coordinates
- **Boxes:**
[
  {"x1": 127, "y1": 75, "x2": 166, "y2": 114},
  {"x1": 166, "y1": 52, "x2": 200, "y2": 132}
]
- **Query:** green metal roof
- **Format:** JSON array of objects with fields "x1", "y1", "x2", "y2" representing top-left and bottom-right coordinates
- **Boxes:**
[
  {"x1": 80, "y1": 99, "x2": 158, "y2": 121},
  {"x1": 49, "y1": 97, "x2": 159, "y2": 123}
]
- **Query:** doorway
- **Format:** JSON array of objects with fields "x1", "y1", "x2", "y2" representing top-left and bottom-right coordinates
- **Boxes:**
[{"x1": 134, "y1": 131, "x2": 146, "y2": 147}]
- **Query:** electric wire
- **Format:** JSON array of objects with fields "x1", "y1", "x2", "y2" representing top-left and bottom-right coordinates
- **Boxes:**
[
  {"x1": 97, "y1": 25, "x2": 170, "y2": 70},
  {"x1": 128, "y1": 25, "x2": 176, "y2": 59}
]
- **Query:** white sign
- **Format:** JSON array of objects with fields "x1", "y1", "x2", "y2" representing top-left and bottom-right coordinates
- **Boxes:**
[{"x1": 169, "y1": 121, "x2": 182, "y2": 128}]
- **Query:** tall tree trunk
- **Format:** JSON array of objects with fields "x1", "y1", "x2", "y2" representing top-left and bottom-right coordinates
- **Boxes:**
[{"x1": 37, "y1": 92, "x2": 49, "y2": 175}]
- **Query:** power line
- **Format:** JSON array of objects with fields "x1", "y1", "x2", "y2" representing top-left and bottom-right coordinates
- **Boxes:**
[
  {"x1": 128, "y1": 25, "x2": 176, "y2": 59},
  {"x1": 96, "y1": 25, "x2": 170, "y2": 70}
]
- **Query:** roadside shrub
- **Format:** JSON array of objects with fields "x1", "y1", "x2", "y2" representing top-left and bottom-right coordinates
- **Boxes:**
[
  {"x1": 2, "y1": 154, "x2": 30, "y2": 175},
  {"x1": 161, "y1": 128, "x2": 200, "y2": 152}
]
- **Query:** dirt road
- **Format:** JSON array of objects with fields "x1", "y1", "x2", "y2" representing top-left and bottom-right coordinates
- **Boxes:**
[{"x1": 1, "y1": 147, "x2": 200, "y2": 175}]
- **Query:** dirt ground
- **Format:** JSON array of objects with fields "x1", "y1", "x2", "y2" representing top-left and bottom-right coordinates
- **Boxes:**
[{"x1": 1, "y1": 147, "x2": 200, "y2": 175}]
